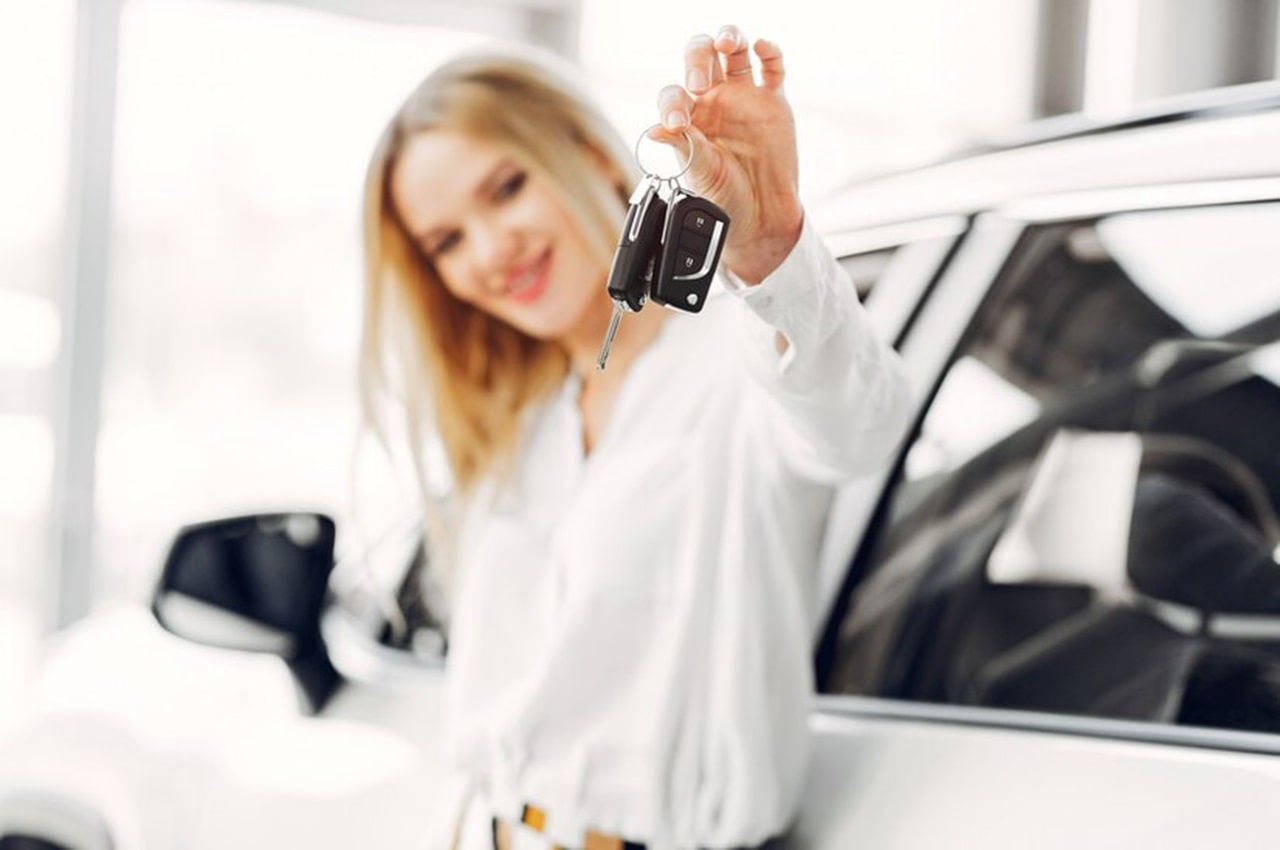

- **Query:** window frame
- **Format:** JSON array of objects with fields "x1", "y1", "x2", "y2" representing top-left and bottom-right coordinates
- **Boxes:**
[{"x1": 811, "y1": 218, "x2": 968, "y2": 636}]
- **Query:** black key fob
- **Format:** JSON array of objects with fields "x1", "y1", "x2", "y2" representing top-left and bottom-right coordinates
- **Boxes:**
[
  {"x1": 606, "y1": 179, "x2": 668, "y2": 312},
  {"x1": 651, "y1": 191, "x2": 730, "y2": 313}
]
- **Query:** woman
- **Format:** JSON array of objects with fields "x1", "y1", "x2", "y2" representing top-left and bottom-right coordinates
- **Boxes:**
[{"x1": 360, "y1": 25, "x2": 911, "y2": 850}]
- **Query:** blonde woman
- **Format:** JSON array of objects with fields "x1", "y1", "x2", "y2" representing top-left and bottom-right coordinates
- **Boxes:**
[{"x1": 360, "y1": 25, "x2": 911, "y2": 850}]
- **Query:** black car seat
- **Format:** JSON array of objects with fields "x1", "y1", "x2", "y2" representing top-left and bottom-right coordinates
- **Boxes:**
[
  {"x1": 822, "y1": 339, "x2": 1279, "y2": 715},
  {"x1": 1126, "y1": 433, "x2": 1280, "y2": 615},
  {"x1": 967, "y1": 430, "x2": 1280, "y2": 728}
]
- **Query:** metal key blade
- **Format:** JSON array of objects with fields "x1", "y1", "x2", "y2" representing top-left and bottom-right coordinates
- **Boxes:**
[{"x1": 596, "y1": 301, "x2": 626, "y2": 371}]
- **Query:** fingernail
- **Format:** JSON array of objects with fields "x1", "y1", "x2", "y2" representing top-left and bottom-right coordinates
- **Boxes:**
[
  {"x1": 687, "y1": 69, "x2": 708, "y2": 91},
  {"x1": 717, "y1": 27, "x2": 737, "y2": 46},
  {"x1": 664, "y1": 110, "x2": 688, "y2": 130}
]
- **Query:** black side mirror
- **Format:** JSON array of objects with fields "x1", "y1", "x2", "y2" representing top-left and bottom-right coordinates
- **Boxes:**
[
  {"x1": 0, "y1": 790, "x2": 114, "y2": 850},
  {"x1": 151, "y1": 512, "x2": 341, "y2": 713}
]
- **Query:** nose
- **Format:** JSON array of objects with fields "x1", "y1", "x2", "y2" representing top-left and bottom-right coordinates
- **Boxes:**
[{"x1": 468, "y1": 214, "x2": 519, "y2": 283}]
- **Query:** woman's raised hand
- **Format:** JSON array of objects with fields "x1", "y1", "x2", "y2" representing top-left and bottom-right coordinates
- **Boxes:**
[{"x1": 652, "y1": 25, "x2": 804, "y2": 284}]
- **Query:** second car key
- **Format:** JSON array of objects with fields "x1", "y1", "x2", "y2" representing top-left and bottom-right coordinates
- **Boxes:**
[{"x1": 597, "y1": 176, "x2": 667, "y2": 370}]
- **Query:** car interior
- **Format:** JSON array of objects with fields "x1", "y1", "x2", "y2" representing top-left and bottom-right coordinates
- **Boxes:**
[{"x1": 825, "y1": 207, "x2": 1280, "y2": 735}]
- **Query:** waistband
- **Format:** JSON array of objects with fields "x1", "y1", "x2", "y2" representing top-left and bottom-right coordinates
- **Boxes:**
[
  {"x1": 451, "y1": 786, "x2": 782, "y2": 850},
  {"x1": 495, "y1": 804, "x2": 647, "y2": 850}
]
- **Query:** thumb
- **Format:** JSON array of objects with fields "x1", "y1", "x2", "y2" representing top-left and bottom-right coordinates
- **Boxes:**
[
  {"x1": 646, "y1": 124, "x2": 713, "y2": 181},
  {"x1": 677, "y1": 124, "x2": 727, "y2": 199}
]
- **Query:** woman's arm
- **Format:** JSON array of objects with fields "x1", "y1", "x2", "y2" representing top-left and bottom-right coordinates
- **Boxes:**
[
  {"x1": 654, "y1": 25, "x2": 913, "y2": 482},
  {"x1": 726, "y1": 215, "x2": 913, "y2": 482}
]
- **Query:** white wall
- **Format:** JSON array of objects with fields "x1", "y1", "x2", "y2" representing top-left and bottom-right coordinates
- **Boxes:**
[{"x1": 578, "y1": 0, "x2": 1040, "y2": 201}]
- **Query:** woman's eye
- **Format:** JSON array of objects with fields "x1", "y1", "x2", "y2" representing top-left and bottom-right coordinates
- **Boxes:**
[{"x1": 494, "y1": 171, "x2": 527, "y2": 201}]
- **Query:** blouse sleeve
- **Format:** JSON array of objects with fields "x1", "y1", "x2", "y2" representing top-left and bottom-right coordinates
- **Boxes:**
[{"x1": 720, "y1": 214, "x2": 914, "y2": 483}]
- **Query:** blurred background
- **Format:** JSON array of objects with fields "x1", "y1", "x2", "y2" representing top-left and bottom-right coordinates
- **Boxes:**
[{"x1": 1, "y1": 0, "x2": 1278, "y2": 737}]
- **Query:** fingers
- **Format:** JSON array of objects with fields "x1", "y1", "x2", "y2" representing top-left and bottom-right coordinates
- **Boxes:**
[
  {"x1": 656, "y1": 26, "x2": 786, "y2": 158},
  {"x1": 753, "y1": 38, "x2": 785, "y2": 90},
  {"x1": 714, "y1": 25, "x2": 753, "y2": 83},
  {"x1": 685, "y1": 26, "x2": 783, "y2": 93},
  {"x1": 645, "y1": 119, "x2": 707, "y2": 173},
  {"x1": 650, "y1": 85, "x2": 696, "y2": 164},
  {"x1": 657, "y1": 84, "x2": 694, "y2": 132},
  {"x1": 649, "y1": 87, "x2": 708, "y2": 174},
  {"x1": 684, "y1": 34, "x2": 721, "y2": 94}
]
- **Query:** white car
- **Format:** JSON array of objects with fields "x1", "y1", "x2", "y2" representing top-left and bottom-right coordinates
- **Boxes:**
[{"x1": 4, "y1": 84, "x2": 1280, "y2": 849}]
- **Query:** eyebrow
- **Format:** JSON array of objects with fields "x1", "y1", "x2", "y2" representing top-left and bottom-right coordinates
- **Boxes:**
[{"x1": 414, "y1": 158, "x2": 516, "y2": 247}]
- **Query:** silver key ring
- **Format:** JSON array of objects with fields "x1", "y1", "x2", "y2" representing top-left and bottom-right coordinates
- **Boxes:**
[{"x1": 634, "y1": 124, "x2": 694, "y2": 183}]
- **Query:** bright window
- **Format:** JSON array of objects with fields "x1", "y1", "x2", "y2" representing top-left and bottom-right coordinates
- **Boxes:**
[
  {"x1": 0, "y1": 0, "x2": 73, "y2": 734},
  {"x1": 97, "y1": 0, "x2": 486, "y2": 602}
]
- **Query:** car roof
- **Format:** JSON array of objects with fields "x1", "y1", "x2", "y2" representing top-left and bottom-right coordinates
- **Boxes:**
[{"x1": 812, "y1": 81, "x2": 1280, "y2": 234}]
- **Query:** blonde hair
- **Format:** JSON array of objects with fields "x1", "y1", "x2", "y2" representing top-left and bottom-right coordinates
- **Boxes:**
[{"x1": 359, "y1": 46, "x2": 638, "y2": 572}]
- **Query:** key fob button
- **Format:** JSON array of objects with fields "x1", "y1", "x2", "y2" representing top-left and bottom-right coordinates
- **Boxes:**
[
  {"x1": 676, "y1": 250, "x2": 701, "y2": 274},
  {"x1": 683, "y1": 209, "x2": 715, "y2": 235},
  {"x1": 676, "y1": 229, "x2": 710, "y2": 260}
]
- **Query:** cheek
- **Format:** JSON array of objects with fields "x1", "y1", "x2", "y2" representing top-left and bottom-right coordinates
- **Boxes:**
[
  {"x1": 520, "y1": 183, "x2": 577, "y2": 233},
  {"x1": 433, "y1": 256, "x2": 480, "y2": 304}
]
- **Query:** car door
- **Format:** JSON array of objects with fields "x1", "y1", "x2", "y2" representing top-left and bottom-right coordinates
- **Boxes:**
[{"x1": 799, "y1": 179, "x2": 1280, "y2": 849}]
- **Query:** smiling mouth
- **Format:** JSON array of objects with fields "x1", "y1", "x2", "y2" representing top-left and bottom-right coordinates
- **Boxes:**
[{"x1": 503, "y1": 249, "x2": 552, "y2": 303}]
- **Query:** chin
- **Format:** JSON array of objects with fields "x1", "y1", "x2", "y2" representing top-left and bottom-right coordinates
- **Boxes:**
[
  {"x1": 502, "y1": 309, "x2": 573, "y2": 342},
  {"x1": 508, "y1": 295, "x2": 599, "y2": 342}
]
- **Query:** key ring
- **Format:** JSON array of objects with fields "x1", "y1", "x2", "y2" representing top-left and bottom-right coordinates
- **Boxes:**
[{"x1": 634, "y1": 124, "x2": 694, "y2": 184}]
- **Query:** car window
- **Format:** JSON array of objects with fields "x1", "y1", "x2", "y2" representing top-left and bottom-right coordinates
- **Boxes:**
[
  {"x1": 839, "y1": 249, "x2": 895, "y2": 300},
  {"x1": 826, "y1": 201, "x2": 1280, "y2": 737},
  {"x1": 829, "y1": 216, "x2": 968, "y2": 347}
]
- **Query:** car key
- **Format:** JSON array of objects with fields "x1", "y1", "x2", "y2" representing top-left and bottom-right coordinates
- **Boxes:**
[
  {"x1": 650, "y1": 189, "x2": 730, "y2": 313},
  {"x1": 597, "y1": 177, "x2": 668, "y2": 370}
]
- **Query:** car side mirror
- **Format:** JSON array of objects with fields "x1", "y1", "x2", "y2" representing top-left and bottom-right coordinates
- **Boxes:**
[
  {"x1": 151, "y1": 512, "x2": 341, "y2": 714},
  {"x1": 0, "y1": 789, "x2": 114, "y2": 850}
]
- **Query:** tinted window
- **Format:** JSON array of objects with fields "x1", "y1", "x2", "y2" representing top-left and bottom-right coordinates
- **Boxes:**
[{"x1": 827, "y1": 202, "x2": 1280, "y2": 736}]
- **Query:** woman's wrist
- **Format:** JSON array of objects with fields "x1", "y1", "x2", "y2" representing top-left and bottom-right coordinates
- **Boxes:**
[{"x1": 724, "y1": 206, "x2": 805, "y2": 285}]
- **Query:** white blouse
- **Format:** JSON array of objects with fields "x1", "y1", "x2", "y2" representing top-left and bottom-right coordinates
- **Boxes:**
[{"x1": 444, "y1": 217, "x2": 912, "y2": 850}]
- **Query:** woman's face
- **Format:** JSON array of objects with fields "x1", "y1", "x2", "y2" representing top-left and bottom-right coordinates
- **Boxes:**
[{"x1": 390, "y1": 130, "x2": 608, "y2": 342}]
